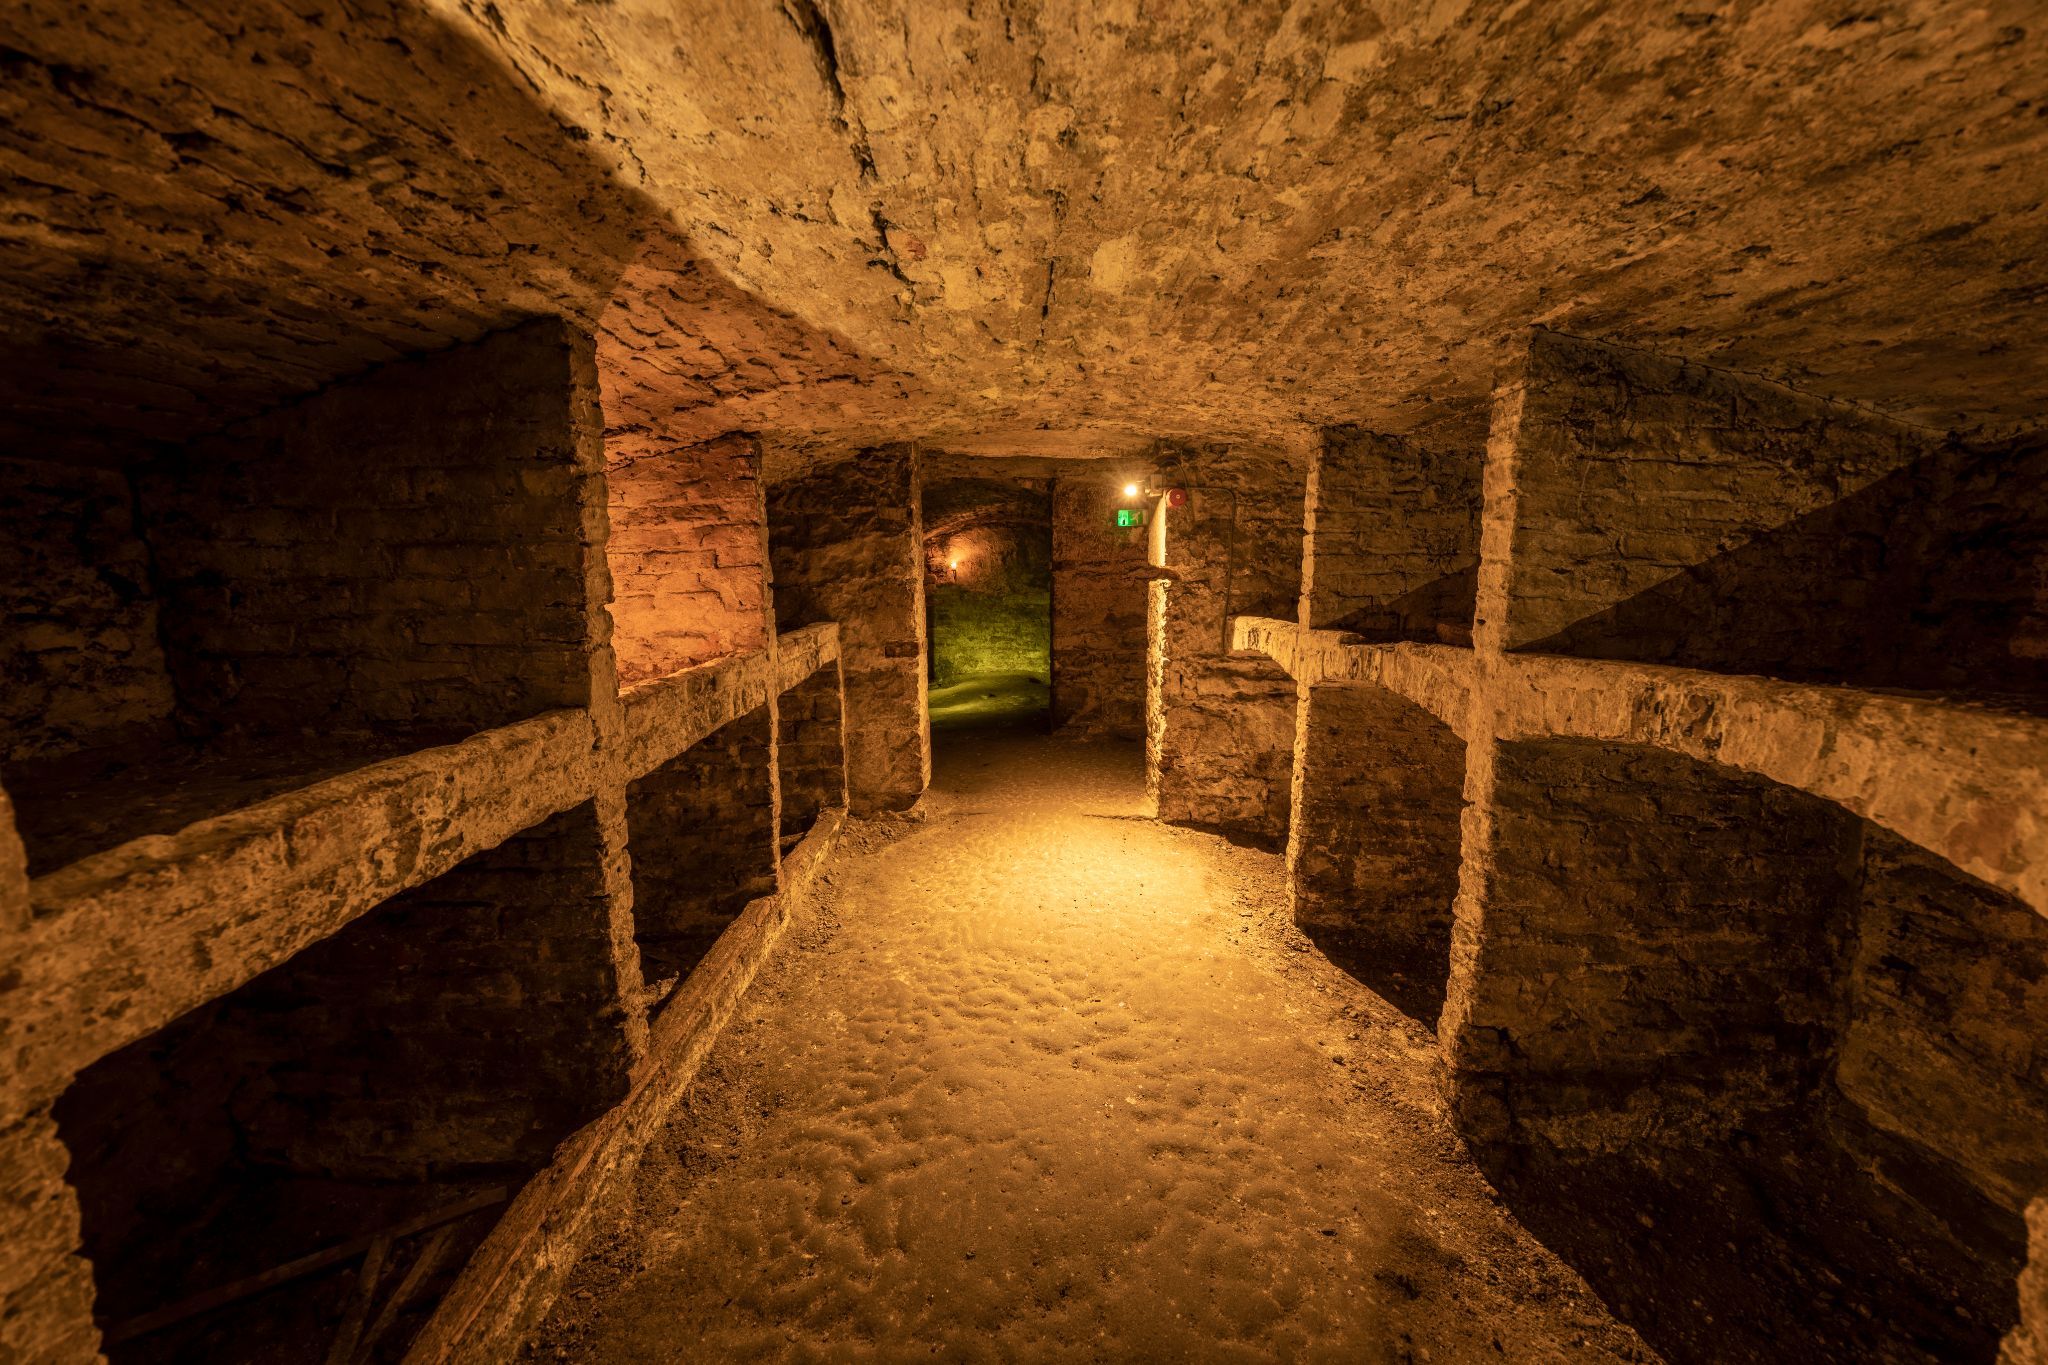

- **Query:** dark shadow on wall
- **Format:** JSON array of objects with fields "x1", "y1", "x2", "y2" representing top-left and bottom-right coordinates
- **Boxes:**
[
  {"x1": 1289, "y1": 683, "x2": 1464, "y2": 1028},
  {"x1": 1319, "y1": 562, "x2": 1478, "y2": 648},
  {"x1": 1471, "y1": 1108, "x2": 2014, "y2": 1365},
  {"x1": 1456, "y1": 742, "x2": 2043, "y2": 1365},
  {"x1": 1523, "y1": 432, "x2": 2048, "y2": 713}
]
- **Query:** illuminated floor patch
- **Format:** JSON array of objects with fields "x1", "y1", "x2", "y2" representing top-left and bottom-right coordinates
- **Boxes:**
[{"x1": 529, "y1": 734, "x2": 1647, "y2": 1362}]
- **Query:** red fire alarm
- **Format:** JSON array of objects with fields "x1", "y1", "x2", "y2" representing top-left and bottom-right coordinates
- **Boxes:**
[{"x1": 1166, "y1": 487, "x2": 1188, "y2": 508}]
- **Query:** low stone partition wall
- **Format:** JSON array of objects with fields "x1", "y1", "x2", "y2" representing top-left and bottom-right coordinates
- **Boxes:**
[
  {"x1": 1234, "y1": 616, "x2": 2048, "y2": 915},
  {"x1": 0, "y1": 624, "x2": 844, "y2": 1363}
]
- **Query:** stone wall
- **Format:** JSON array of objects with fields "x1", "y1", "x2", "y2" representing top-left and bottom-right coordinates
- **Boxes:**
[
  {"x1": 1443, "y1": 739, "x2": 1860, "y2": 1152},
  {"x1": 1147, "y1": 448, "x2": 1304, "y2": 845},
  {"x1": 0, "y1": 460, "x2": 176, "y2": 763},
  {"x1": 777, "y1": 666, "x2": 846, "y2": 853},
  {"x1": 1534, "y1": 427, "x2": 2048, "y2": 711},
  {"x1": 1836, "y1": 829, "x2": 2048, "y2": 1229},
  {"x1": 1287, "y1": 683, "x2": 1464, "y2": 1022},
  {"x1": 1304, "y1": 428, "x2": 1479, "y2": 643},
  {"x1": 1050, "y1": 477, "x2": 1148, "y2": 740},
  {"x1": 606, "y1": 433, "x2": 771, "y2": 688},
  {"x1": 626, "y1": 706, "x2": 779, "y2": 988},
  {"x1": 1478, "y1": 329, "x2": 1939, "y2": 657},
  {"x1": 52, "y1": 799, "x2": 638, "y2": 1317},
  {"x1": 922, "y1": 478, "x2": 1051, "y2": 688},
  {"x1": 769, "y1": 446, "x2": 928, "y2": 814},
  {"x1": 0, "y1": 1111, "x2": 96, "y2": 1362},
  {"x1": 138, "y1": 319, "x2": 607, "y2": 734}
]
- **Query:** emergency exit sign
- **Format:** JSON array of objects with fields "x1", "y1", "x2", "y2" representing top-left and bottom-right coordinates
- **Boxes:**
[{"x1": 1115, "y1": 508, "x2": 1148, "y2": 528}]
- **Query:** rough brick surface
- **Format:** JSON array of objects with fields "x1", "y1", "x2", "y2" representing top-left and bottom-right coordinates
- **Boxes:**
[
  {"x1": 1479, "y1": 329, "x2": 1938, "y2": 655},
  {"x1": 1287, "y1": 682, "x2": 1464, "y2": 1017},
  {"x1": 777, "y1": 667, "x2": 846, "y2": 850},
  {"x1": 769, "y1": 447, "x2": 928, "y2": 813},
  {"x1": 139, "y1": 319, "x2": 607, "y2": 733},
  {"x1": 627, "y1": 706, "x2": 779, "y2": 986},
  {"x1": 0, "y1": 461, "x2": 175, "y2": 763},
  {"x1": 1534, "y1": 425, "x2": 2048, "y2": 711},
  {"x1": 1442, "y1": 738, "x2": 1859, "y2": 1151},
  {"x1": 1836, "y1": 829, "x2": 2048, "y2": 1220},
  {"x1": 607, "y1": 433, "x2": 772, "y2": 688},
  {"x1": 1050, "y1": 477, "x2": 1148, "y2": 739}
]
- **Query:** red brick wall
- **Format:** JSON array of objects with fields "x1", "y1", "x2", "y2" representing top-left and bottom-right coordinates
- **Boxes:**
[{"x1": 605, "y1": 433, "x2": 771, "y2": 688}]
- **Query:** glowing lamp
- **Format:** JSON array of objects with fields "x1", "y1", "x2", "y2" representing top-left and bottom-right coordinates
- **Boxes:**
[{"x1": 1122, "y1": 482, "x2": 1140, "y2": 498}]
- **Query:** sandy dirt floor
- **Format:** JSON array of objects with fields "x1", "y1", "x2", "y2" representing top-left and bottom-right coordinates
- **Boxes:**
[{"x1": 526, "y1": 733, "x2": 1653, "y2": 1363}]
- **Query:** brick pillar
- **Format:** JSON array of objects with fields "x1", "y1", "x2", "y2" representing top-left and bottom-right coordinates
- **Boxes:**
[
  {"x1": 1146, "y1": 448, "x2": 1303, "y2": 845},
  {"x1": 0, "y1": 784, "x2": 98, "y2": 1362},
  {"x1": 768, "y1": 445, "x2": 928, "y2": 814}
]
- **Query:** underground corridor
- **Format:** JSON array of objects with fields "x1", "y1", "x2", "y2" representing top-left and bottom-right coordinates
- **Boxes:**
[{"x1": 4, "y1": 4, "x2": 2048, "y2": 1364}]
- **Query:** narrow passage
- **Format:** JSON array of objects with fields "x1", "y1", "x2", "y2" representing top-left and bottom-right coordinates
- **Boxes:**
[{"x1": 530, "y1": 735, "x2": 1648, "y2": 1362}]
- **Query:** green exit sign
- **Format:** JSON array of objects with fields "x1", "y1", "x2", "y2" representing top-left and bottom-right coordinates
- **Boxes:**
[{"x1": 1115, "y1": 508, "x2": 1149, "y2": 528}]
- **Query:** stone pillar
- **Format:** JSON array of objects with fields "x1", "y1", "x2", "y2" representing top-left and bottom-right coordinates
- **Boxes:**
[
  {"x1": 1146, "y1": 447, "x2": 1303, "y2": 845},
  {"x1": 769, "y1": 445, "x2": 929, "y2": 814},
  {"x1": 1050, "y1": 476, "x2": 1149, "y2": 739},
  {"x1": 0, "y1": 783, "x2": 98, "y2": 1362}
]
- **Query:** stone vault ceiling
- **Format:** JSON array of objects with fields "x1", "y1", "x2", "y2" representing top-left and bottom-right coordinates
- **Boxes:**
[
  {"x1": 446, "y1": 0, "x2": 2048, "y2": 453},
  {"x1": 2, "y1": 1, "x2": 2045, "y2": 466}
]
